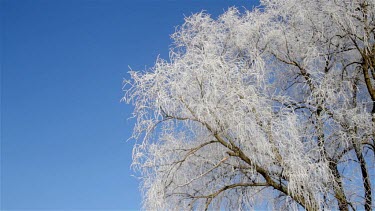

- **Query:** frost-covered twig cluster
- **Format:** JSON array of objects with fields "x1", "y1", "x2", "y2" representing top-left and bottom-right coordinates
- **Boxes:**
[{"x1": 123, "y1": 0, "x2": 375, "y2": 210}]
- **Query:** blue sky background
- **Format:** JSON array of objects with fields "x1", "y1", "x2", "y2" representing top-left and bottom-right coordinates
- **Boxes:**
[{"x1": 1, "y1": 0, "x2": 258, "y2": 210}]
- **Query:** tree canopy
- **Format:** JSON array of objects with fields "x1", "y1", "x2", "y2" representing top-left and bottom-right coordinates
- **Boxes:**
[{"x1": 124, "y1": 0, "x2": 375, "y2": 210}]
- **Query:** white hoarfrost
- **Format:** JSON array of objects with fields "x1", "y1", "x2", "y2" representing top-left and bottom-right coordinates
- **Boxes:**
[{"x1": 124, "y1": 0, "x2": 375, "y2": 210}]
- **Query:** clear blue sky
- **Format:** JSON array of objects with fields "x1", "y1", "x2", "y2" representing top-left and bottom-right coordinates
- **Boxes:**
[{"x1": 1, "y1": 0, "x2": 258, "y2": 210}]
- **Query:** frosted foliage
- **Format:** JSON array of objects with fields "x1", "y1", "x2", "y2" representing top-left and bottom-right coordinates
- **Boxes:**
[{"x1": 124, "y1": 0, "x2": 375, "y2": 210}]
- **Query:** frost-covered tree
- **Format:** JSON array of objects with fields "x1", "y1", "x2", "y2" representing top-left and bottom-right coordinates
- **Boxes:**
[{"x1": 123, "y1": 0, "x2": 375, "y2": 210}]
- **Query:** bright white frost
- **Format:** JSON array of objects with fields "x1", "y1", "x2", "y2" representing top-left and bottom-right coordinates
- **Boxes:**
[{"x1": 124, "y1": 0, "x2": 375, "y2": 210}]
